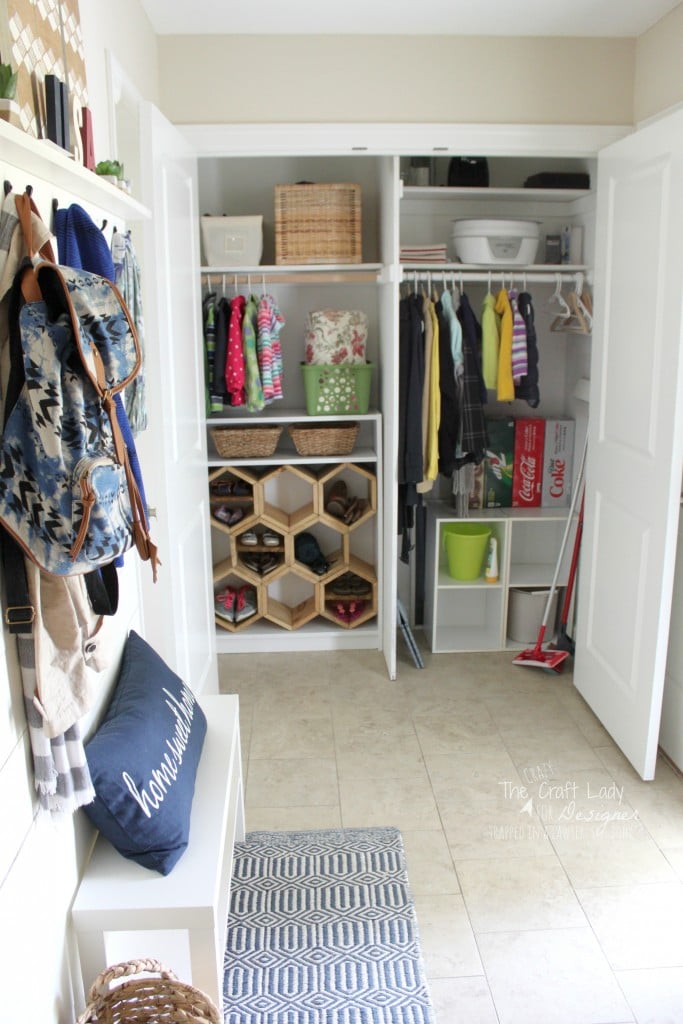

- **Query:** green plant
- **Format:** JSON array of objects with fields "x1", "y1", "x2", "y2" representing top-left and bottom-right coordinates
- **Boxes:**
[
  {"x1": 95, "y1": 159, "x2": 124, "y2": 179},
  {"x1": 0, "y1": 62, "x2": 18, "y2": 101}
]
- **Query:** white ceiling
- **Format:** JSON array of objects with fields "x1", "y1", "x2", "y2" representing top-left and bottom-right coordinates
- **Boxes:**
[{"x1": 139, "y1": 0, "x2": 681, "y2": 37}]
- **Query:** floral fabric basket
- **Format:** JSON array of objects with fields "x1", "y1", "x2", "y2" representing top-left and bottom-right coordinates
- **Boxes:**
[{"x1": 304, "y1": 309, "x2": 368, "y2": 365}]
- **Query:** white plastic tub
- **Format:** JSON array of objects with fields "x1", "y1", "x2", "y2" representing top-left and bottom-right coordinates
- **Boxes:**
[
  {"x1": 201, "y1": 215, "x2": 263, "y2": 267},
  {"x1": 451, "y1": 218, "x2": 540, "y2": 266},
  {"x1": 507, "y1": 587, "x2": 558, "y2": 643}
]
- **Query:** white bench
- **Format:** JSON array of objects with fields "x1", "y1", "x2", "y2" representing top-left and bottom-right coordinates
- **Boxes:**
[{"x1": 71, "y1": 694, "x2": 245, "y2": 1017}]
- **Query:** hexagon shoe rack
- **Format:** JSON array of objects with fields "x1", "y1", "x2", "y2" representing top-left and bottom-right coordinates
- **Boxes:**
[{"x1": 210, "y1": 462, "x2": 378, "y2": 631}]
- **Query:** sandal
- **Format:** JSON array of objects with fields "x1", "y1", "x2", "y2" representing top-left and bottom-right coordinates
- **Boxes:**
[
  {"x1": 325, "y1": 480, "x2": 348, "y2": 518},
  {"x1": 214, "y1": 587, "x2": 236, "y2": 621},
  {"x1": 234, "y1": 584, "x2": 257, "y2": 623}
]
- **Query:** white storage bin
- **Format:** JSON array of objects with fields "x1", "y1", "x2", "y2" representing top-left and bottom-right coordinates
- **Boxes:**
[
  {"x1": 451, "y1": 218, "x2": 540, "y2": 266},
  {"x1": 507, "y1": 587, "x2": 558, "y2": 643},
  {"x1": 201, "y1": 215, "x2": 263, "y2": 267}
]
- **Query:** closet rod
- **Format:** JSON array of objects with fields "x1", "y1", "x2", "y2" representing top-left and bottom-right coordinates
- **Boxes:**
[
  {"x1": 400, "y1": 270, "x2": 588, "y2": 285},
  {"x1": 201, "y1": 271, "x2": 380, "y2": 286}
]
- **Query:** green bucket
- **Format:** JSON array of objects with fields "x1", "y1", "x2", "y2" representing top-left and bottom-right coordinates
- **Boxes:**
[{"x1": 443, "y1": 523, "x2": 491, "y2": 581}]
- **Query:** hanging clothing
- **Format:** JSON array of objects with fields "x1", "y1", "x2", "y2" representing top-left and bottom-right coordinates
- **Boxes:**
[
  {"x1": 508, "y1": 288, "x2": 528, "y2": 382},
  {"x1": 480, "y1": 291, "x2": 500, "y2": 390},
  {"x1": 225, "y1": 294, "x2": 246, "y2": 406},
  {"x1": 494, "y1": 287, "x2": 515, "y2": 401},
  {"x1": 516, "y1": 291, "x2": 540, "y2": 408},
  {"x1": 203, "y1": 292, "x2": 223, "y2": 413},
  {"x1": 242, "y1": 295, "x2": 265, "y2": 412},
  {"x1": 456, "y1": 292, "x2": 489, "y2": 468},
  {"x1": 257, "y1": 294, "x2": 285, "y2": 403},
  {"x1": 436, "y1": 295, "x2": 459, "y2": 477},
  {"x1": 112, "y1": 230, "x2": 147, "y2": 434},
  {"x1": 441, "y1": 288, "x2": 463, "y2": 377},
  {"x1": 398, "y1": 294, "x2": 425, "y2": 562}
]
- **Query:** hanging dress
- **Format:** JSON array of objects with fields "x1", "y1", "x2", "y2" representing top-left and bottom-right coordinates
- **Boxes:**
[
  {"x1": 242, "y1": 294, "x2": 265, "y2": 412},
  {"x1": 225, "y1": 294, "x2": 246, "y2": 406}
]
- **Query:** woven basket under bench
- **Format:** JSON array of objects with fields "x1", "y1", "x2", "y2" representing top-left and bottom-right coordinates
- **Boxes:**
[{"x1": 75, "y1": 958, "x2": 220, "y2": 1024}]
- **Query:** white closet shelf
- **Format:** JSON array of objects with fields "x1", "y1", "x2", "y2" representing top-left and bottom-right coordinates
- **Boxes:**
[
  {"x1": 402, "y1": 185, "x2": 592, "y2": 202},
  {"x1": 0, "y1": 120, "x2": 150, "y2": 221},
  {"x1": 201, "y1": 263, "x2": 382, "y2": 284}
]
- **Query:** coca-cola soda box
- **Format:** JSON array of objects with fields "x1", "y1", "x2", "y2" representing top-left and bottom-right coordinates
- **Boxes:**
[
  {"x1": 542, "y1": 419, "x2": 575, "y2": 507},
  {"x1": 481, "y1": 418, "x2": 515, "y2": 508},
  {"x1": 512, "y1": 418, "x2": 544, "y2": 508}
]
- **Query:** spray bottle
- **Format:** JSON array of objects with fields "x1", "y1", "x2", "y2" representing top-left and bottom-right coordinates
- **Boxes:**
[{"x1": 485, "y1": 536, "x2": 499, "y2": 584}]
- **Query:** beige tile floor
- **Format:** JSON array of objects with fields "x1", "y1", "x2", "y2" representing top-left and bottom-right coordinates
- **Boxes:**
[{"x1": 219, "y1": 645, "x2": 683, "y2": 1024}]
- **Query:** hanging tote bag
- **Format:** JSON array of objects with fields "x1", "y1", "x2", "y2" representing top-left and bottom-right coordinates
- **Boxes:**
[{"x1": 0, "y1": 254, "x2": 158, "y2": 580}]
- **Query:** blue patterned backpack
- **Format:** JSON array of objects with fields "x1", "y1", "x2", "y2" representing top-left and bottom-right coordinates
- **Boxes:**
[{"x1": 0, "y1": 256, "x2": 159, "y2": 582}]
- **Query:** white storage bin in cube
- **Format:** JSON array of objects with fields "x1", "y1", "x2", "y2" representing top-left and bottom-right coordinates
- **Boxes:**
[
  {"x1": 201, "y1": 215, "x2": 263, "y2": 267},
  {"x1": 451, "y1": 218, "x2": 540, "y2": 266},
  {"x1": 507, "y1": 587, "x2": 558, "y2": 643}
]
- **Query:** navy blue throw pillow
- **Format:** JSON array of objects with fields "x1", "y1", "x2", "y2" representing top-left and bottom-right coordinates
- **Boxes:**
[{"x1": 83, "y1": 630, "x2": 207, "y2": 875}]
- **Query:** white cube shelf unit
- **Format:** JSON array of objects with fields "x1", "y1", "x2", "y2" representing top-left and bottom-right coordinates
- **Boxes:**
[{"x1": 424, "y1": 503, "x2": 577, "y2": 654}]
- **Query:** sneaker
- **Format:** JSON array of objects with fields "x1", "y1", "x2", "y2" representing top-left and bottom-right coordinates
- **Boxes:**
[
  {"x1": 262, "y1": 530, "x2": 280, "y2": 547},
  {"x1": 240, "y1": 529, "x2": 258, "y2": 546},
  {"x1": 241, "y1": 553, "x2": 262, "y2": 573},
  {"x1": 234, "y1": 585, "x2": 257, "y2": 623},
  {"x1": 260, "y1": 554, "x2": 279, "y2": 575},
  {"x1": 212, "y1": 505, "x2": 232, "y2": 524},
  {"x1": 214, "y1": 587, "x2": 236, "y2": 621}
]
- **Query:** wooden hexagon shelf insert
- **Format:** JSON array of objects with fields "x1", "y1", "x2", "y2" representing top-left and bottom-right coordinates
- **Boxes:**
[
  {"x1": 213, "y1": 573, "x2": 262, "y2": 633},
  {"x1": 263, "y1": 571, "x2": 319, "y2": 631},
  {"x1": 318, "y1": 463, "x2": 377, "y2": 533},
  {"x1": 209, "y1": 467, "x2": 258, "y2": 536},
  {"x1": 259, "y1": 464, "x2": 317, "y2": 534},
  {"x1": 288, "y1": 522, "x2": 345, "y2": 584},
  {"x1": 321, "y1": 559, "x2": 377, "y2": 630}
]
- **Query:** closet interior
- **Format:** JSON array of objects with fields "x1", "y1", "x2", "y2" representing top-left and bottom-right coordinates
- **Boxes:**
[{"x1": 196, "y1": 149, "x2": 595, "y2": 660}]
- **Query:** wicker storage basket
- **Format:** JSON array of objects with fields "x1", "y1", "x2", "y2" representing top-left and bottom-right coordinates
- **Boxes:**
[
  {"x1": 274, "y1": 183, "x2": 362, "y2": 265},
  {"x1": 211, "y1": 424, "x2": 282, "y2": 459},
  {"x1": 75, "y1": 958, "x2": 220, "y2": 1024},
  {"x1": 288, "y1": 421, "x2": 360, "y2": 456}
]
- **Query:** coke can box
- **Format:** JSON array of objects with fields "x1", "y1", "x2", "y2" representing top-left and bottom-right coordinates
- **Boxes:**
[
  {"x1": 472, "y1": 417, "x2": 515, "y2": 509},
  {"x1": 542, "y1": 419, "x2": 575, "y2": 507},
  {"x1": 512, "y1": 417, "x2": 544, "y2": 508}
]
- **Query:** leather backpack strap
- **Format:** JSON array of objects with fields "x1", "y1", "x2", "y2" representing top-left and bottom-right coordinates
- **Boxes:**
[{"x1": 14, "y1": 192, "x2": 55, "y2": 303}]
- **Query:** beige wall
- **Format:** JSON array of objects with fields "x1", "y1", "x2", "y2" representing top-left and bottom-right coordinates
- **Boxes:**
[
  {"x1": 79, "y1": 0, "x2": 159, "y2": 159},
  {"x1": 634, "y1": 3, "x2": 683, "y2": 123},
  {"x1": 158, "y1": 34, "x2": 635, "y2": 126}
]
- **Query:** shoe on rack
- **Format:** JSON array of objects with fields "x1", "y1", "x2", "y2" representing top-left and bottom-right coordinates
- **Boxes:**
[
  {"x1": 232, "y1": 480, "x2": 252, "y2": 497},
  {"x1": 260, "y1": 554, "x2": 279, "y2": 575},
  {"x1": 240, "y1": 529, "x2": 258, "y2": 546},
  {"x1": 212, "y1": 504, "x2": 232, "y2": 524},
  {"x1": 214, "y1": 587, "x2": 236, "y2": 622},
  {"x1": 241, "y1": 553, "x2": 262, "y2": 573},
  {"x1": 325, "y1": 480, "x2": 348, "y2": 518},
  {"x1": 261, "y1": 529, "x2": 280, "y2": 547},
  {"x1": 211, "y1": 480, "x2": 234, "y2": 497},
  {"x1": 234, "y1": 585, "x2": 257, "y2": 623}
]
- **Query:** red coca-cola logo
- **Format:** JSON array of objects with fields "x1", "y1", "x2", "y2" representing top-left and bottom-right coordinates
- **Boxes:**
[
  {"x1": 519, "y1": 454, "x2": 537, "y2": 502},
  {"x1": 549, "y1": 458, "x2": 566, "y2": 498}
]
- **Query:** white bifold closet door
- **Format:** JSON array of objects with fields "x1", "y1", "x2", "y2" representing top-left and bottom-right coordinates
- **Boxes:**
[
  {"x1": 574, "y1": 106, "x2": 683, "y2": 780},
  {"x1": 137, "y1": 101, "x2": 218, "y2": 695}
]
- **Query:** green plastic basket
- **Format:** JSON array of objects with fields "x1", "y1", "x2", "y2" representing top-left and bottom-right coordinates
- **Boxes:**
[{"x1": 301, "y1": 362, "x2": 373, "y2": 416}]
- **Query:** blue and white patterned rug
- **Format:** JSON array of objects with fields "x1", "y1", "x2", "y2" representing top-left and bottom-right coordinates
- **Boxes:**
[{"x1": 223, "y1": 827, "x2": 435, "y2": 1023}]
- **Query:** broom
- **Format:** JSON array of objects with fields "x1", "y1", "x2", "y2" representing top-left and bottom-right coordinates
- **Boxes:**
[{"x1": 513, "y1": 435, "x2": 587, "y2": 673}]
